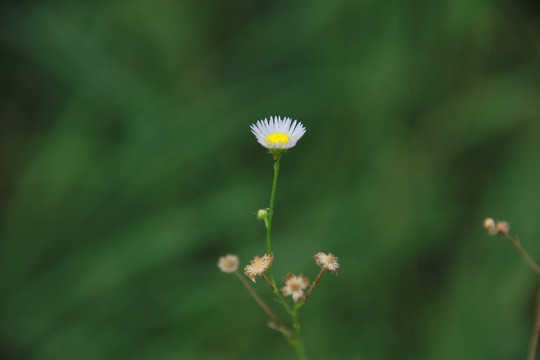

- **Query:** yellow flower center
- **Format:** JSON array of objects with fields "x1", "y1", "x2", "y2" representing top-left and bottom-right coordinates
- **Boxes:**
[{"x1": 265, "y1": 133, "x2": 290, "y2": 146}]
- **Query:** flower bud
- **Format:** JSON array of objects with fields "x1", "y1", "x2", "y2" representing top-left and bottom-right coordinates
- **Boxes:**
[
  {"x1": 257, "y1": 209, "x2": 269, "y2": 228},
  {"x1": 257, "y1": 209, "x2": 268, "y2": 220}
]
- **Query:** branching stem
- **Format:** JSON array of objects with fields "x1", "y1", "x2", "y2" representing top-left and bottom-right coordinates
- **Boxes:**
[
  {"x1": 502, "y1": 234, "x2": 540, "y2": 276},
  {"x1": 290, "y1": 302, "x2": 307, "y2": 360},
  {"x1": 235, "y1": 272, "x2": 279, "y2": 325},
  {"x1": 258, "y1": 155, "x2": 308, "y2": 359}
]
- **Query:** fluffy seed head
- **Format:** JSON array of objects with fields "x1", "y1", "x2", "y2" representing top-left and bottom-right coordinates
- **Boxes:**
[
  {"x1": 244, "y1": 254, "x2": 274, "y2": 282},
  {"x1": 281, "y1": 273, "x2": 309, "y2": 303},
  {"x1": 218, "y1": 254, "x2": 239, "y2": 273},
  {"x1": 314, "y1": 252, "x2": 340, "y2": 274}
]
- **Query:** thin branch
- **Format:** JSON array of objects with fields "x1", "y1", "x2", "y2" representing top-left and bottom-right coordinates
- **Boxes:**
[
  {"x1": 305, "y1": 268, "x2": 325, "y2": 301},
  {"x1": 527, "y1": 287, "x2": 540, "y2": 360},
  {"x1": 502, "y1": 234, "x2": 540, "y2": 276},
  {"x1": 262, "y1": 274, "x2": 275, "y2": 291},
  {"x1": 235, "y1": 272, "x2": 279, "y2": 324}
]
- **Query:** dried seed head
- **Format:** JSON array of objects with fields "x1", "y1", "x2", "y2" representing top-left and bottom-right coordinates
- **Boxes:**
[
  {"x1": 244, "y1": 254, "x2": 274, "y2": 282},
  {"x1": 218, "y1": 254, "x2": 239, "y2": 273},
  {"x1": 281, "y1": 273, "x2": 309, "y2": 303},
  {"x1": 483, "y1": 217, "x2": 498, "y2": 235},
  {"x1": 495, "y1": 221, "x2": 510, "y2": 235},
  {"x1": 314, "y1": 252, "x2": 340, "y2": 274},
  {"x1": 483, "y1": 218, "x2": 495, "y2": 230}
]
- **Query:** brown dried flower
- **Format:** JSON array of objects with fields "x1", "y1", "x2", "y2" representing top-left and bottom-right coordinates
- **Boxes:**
[
  {"x1": 244, "y1": 254, "x2": 274, "y2": 282},
  {"x1": 314, "y1": 252, "x2": 340, "y2": 274},
  {"x1": 281, "y1": 273, "x2": 309, "y2": 303},
  {"x1": 218, "y1": 254, "x2": 239, "y2": 273},
  {"x1": 495, "y1": 221, "x2": 510, "y2": 235},
  {"x1": 483, "y1": 218, "x2": 498, "y2": 235},
  {"x1": 483, "y1": 218, "x2": 511, "y2": 236}
]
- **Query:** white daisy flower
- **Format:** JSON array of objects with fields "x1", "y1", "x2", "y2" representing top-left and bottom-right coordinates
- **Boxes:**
[{"x1": 250, "y1": 116, "x2": 306, "y2": 155}]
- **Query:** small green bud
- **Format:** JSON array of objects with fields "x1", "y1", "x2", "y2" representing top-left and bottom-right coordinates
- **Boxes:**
[
  {"x1": 257, "y1": 209, "x2": 269, "y2": 229},
  {"x1": 257, "y1": 209, "x2": 268, "y2": 220}
]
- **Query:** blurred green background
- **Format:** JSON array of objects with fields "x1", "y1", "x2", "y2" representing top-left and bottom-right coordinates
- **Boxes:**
[{"x1": 2, "y1": 0, "x2": 540, "y2": 359}]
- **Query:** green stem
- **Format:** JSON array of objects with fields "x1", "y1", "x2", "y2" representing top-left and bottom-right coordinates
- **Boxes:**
[
  {"x1": 262, "y1": 155, "x2": 306, "y2": 359},
  {"x1": 290, "y1": 302, "x2": 307, "y2": 360},
  {"x1": 274, "y1": 287, "x2": 293, "y2": 314},
  {"x1": 266, "y1": 156, "x2": 281, "y2": 288},
  {"x1": 265, "y1": 156, "x2": 292, "y2": 312}
]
